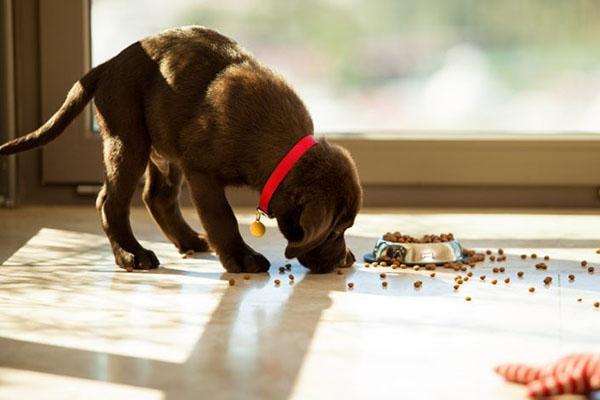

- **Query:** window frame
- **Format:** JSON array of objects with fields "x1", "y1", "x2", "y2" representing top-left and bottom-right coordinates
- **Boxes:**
[
  {"x1": 0, "y1": 0, "x2": 17, "y2": 207},
  {"x1": 34, "y1": 0, "x2": 600, "y2": 201}
]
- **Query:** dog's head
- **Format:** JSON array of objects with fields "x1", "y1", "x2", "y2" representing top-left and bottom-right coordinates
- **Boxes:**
[{"x1": 273, "y1": 140, "x2": 362, "y2": 273}]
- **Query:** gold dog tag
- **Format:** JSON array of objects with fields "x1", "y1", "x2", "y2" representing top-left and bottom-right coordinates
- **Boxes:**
[{"x1": 250, "y1": 210, "x2": 266, "y2": 237}]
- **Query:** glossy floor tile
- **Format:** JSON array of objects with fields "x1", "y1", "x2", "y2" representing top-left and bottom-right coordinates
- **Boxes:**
[{"x1": 0, "y1": 207, "x2": 599, "y2": 400}]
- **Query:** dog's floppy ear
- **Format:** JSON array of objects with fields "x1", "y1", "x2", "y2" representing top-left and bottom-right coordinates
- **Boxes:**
[{"x1": 284, "y1": 201, "x2": 335, "y2": 259}]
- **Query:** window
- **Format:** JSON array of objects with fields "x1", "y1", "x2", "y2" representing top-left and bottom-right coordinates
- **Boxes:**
[
  {"x1": 92, "y1": 0, "x2": 600, "y2": 135},
  {"x1": 30, "y1": 0, "x2": 600, "y2": 206}
]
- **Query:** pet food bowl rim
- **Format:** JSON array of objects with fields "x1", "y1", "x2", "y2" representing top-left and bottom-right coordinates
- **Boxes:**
[{"x1": 363, "y1": 237, "x2": 464, "y2": 265}]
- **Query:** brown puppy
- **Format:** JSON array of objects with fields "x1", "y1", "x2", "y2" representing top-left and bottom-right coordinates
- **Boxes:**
[{"x1": 0, "y1": 26, "x2": 362, "y2": 273}]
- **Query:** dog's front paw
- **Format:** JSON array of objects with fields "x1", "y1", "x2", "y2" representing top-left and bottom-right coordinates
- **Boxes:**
[
  {"x1": 115, "y1": 248, "x2": 160, "y2": 270},
  {"x1": 219, "y1": 245, "x2": 270, "y2": 273}
]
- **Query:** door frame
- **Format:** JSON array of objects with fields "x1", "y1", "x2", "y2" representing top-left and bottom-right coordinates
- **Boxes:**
[
  {"x1": 0, "y1": 0, "x2": 17, "y2": 206},
  {"x1": 40, "y1": 0, "x2": 102, "y2": 184}
]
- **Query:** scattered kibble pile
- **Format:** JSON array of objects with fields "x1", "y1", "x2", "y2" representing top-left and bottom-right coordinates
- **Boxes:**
[
  {"x1": 223, "y1": 234, "x2": 599, "y2": 310},
  {"x1": 361, "y1": 233, "x2": 599, "y2": 307}
]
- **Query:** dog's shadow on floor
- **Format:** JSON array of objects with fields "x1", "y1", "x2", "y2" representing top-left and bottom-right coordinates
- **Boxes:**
[{"x1": 138, "y1": 252, "x2": 351, "y2": 399}]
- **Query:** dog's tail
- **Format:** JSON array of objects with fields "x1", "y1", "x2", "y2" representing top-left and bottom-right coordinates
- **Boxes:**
[{"x1": 0, "y1": 62, "x2": 107, "y2": 155}]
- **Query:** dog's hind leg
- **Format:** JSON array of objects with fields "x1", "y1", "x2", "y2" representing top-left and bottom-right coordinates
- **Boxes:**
[
  {"x1": 143, "y1": 159, "x2": 210, "y2": 254},
  {"x1": 95, "y1": 118, "x2": 159, "y2": 270}
]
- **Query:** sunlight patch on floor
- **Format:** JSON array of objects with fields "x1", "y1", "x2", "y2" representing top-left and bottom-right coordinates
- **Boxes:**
[
  {"x1": 0, "y1": 228, "x2": 227, "y2": 363},
  {"x1": 0, "y1": 368, "x2": 164, "y2": 400}
]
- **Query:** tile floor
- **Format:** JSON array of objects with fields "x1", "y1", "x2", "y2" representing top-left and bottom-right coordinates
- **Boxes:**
[{"x1": 0, "y1": 207, "x2": 599, "y2": 400}]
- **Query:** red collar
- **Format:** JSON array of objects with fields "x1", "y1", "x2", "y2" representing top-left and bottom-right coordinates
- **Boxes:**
[{"x1": 258, "y1": 135, "x2": 318, "y2": 217}]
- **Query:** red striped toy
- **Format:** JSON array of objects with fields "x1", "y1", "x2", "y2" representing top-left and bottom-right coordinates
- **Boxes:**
[{"x1": 495, "y1": 354, "x2": 600, "y2": 398}]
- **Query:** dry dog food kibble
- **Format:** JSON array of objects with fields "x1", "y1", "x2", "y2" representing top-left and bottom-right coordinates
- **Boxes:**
[
  {"x1": 492, "y1": 267, "x2": 499, "y2": 273},
  {"x1": 489, "y1": 255, "x2": 496, "y2": 261},
  {"x1": 498, "y1": 249, "x2": 504, "y2": 255},
  {"x1": 430, "y1": 272, "x2": 436, "y2": 277},
  {"x1": 521, "y1": 254, "x2": 527, "y2": 259},
  {"x1": 504, "y1": 277, "x2": 510, "y2": 284},
  {"x1": 588, "y1": 267, "x2": 595, "y2": 273},
  {"x1": 380, "y1": 273, "x2": 386, "y2": 279},
  {"x1": 347, "y1": 282, "x2": 354, "y2": 289},
  {"x1": 581, "y1": 260, "x2": 588, "y2": 267},
  {"x1": 467, "y1": 271, "x2": 473, "y2": 277},
  {"x1": 243, "y1": 275, "x2": 250, "y2": 280},
  {"x1": 465, "y1": 296, "x2": 472, "y2": 301},
  {"x1": 568, "y1": 274, "x2": 575, "y2": 281},
  {"x1": 274, "y1": 279, "x2": 281, "y2": 286},
  {"x1": 453, "y1": 284, "x2": 460, "y2": 290},
  {"x1": 229, "y1": 278, "x2": 236, "y2": 286},
  {"x1": 413, "y1": 266, "x2": 420, "y2": 271},
  {"x1": 499, "y1": 267, "x2": 506, "y2": 273},
  {"x1": 414, "y1": 280, "x2": 423, "y2": 288},
  {"x1": 529, "y1": 287, "x2": 535, "y2": 293},
  {"x1": 544, "y1": 255, "x2": 550, "y2": 260},
  {"x1": 531, "y1": 254, "x2": 537, "y2": 259},
  {"x1": 491, "y1": 279, "x2": 498, "y2": 285},
  {"x1": 543, "y1": 276, "x2": 552, "y2": 285},
  {"x1": 425, "y1": 263, "x2": 436, "y2": 270},
  {"x1": 594, "y1": 302, "x2": 600, "y2": 308},
  {"x1": 517, "y1": 271, "x2": 524, "y2": 278},
  {"x1": 279, "y1": 266, "x2": 286, "y2": 273},
  {"x1": 382, "y1": 281, "x2": 388, "y2": 288},
  {"x1": 289, "y1": 274, "x2": 295, "y2": 280},
  {"x1": 577, "y1": 298, "x2": 582, "y2": 302},
  {"x1": 535, "y1": 263, "x2": 548, "y2": 270},
  {"x1": 285, "y1": 263, "x2": 292, "y2": 270},
  {"x1": 480, "y1": 275, "x2": 486, "y2": 281},
  {"x1": 486, "y1": 250, "x2": 492, "y2": 255},
  {"x1": 463, "y1": 250, "x2": 485, "y2": 263}
]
